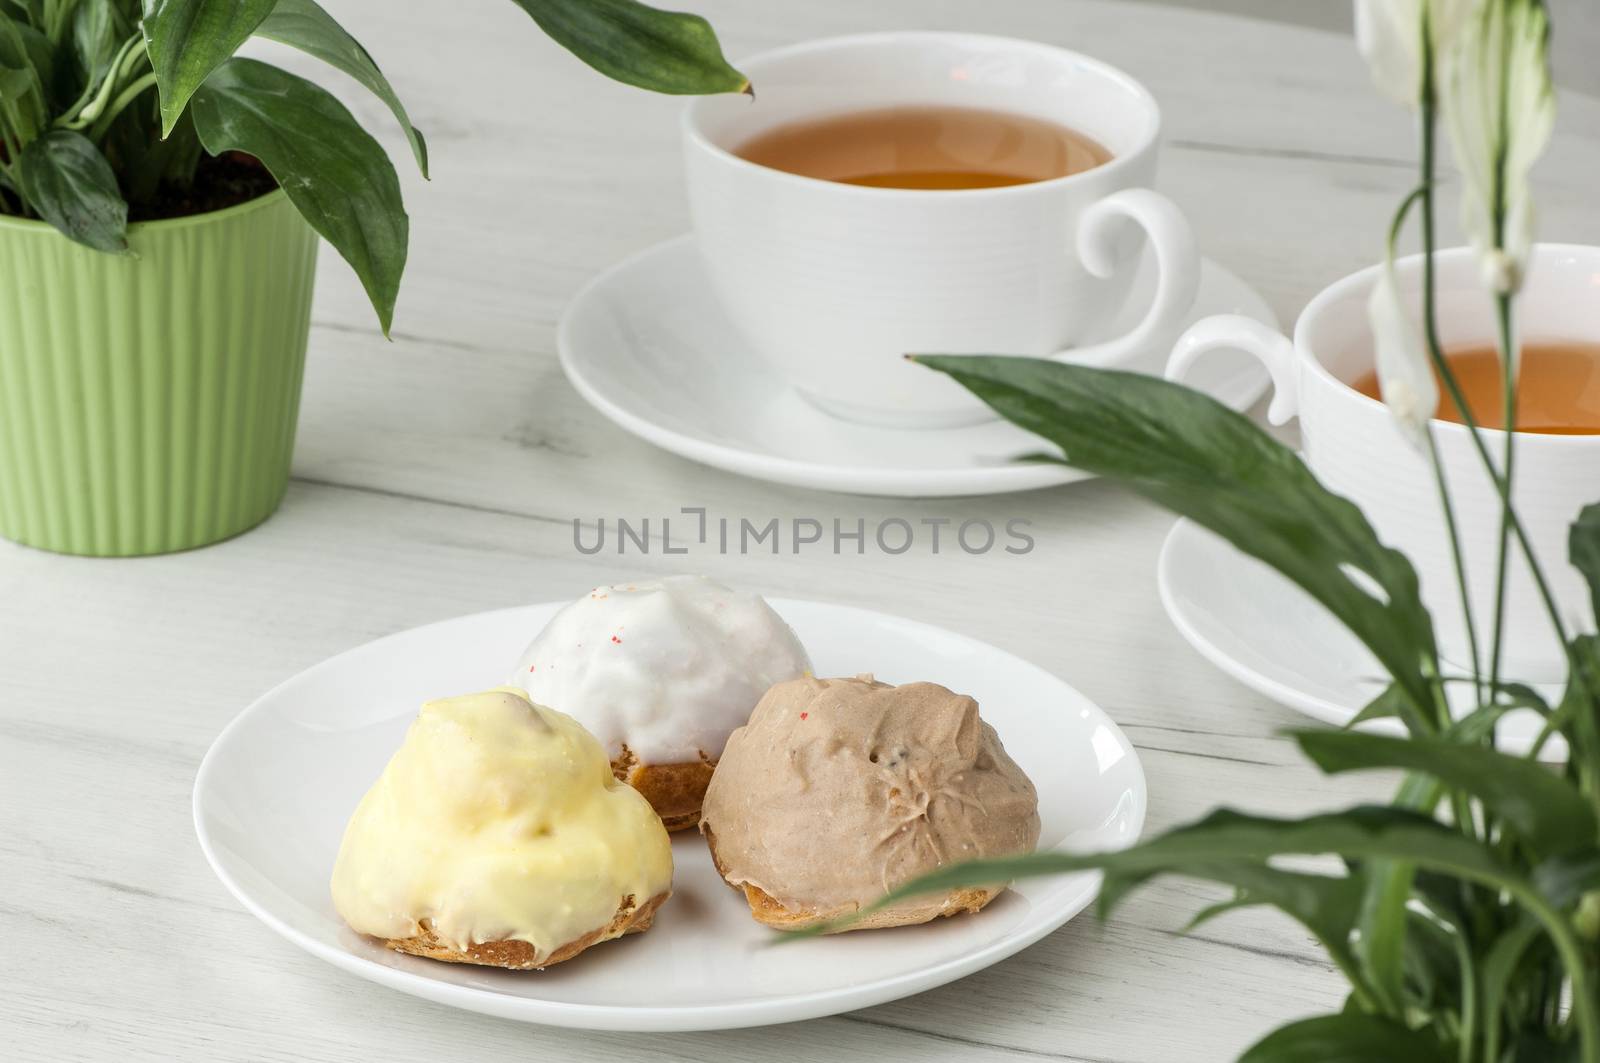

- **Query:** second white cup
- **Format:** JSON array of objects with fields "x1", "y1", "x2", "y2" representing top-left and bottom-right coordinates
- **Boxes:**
[{"x1": 1169, "y1": 244, "x2": 1600, "y2": 684}]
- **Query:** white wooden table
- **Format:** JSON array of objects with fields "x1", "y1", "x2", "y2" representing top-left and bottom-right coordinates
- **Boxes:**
[{"x1": 5, "y1": 2, "x2": 1598, "y2": 1060}]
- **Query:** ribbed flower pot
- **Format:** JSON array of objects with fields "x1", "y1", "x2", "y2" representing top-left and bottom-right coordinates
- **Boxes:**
[{"x1": 0, "y1": 190, "x2": 318, "y2": 556}]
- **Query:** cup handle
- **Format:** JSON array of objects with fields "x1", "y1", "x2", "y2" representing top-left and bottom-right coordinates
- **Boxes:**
[
  {"x1": 1167, "y1": 314, "x2": 1300, "y2": 424},
  {"x1": 1054, "y1": 188, "x2": 1201, "y2": 370}
]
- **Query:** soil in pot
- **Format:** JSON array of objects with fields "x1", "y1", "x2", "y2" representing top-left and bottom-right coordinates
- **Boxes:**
[{"x1": 126, "y1": 152, "x2": 280, "y2": 223}]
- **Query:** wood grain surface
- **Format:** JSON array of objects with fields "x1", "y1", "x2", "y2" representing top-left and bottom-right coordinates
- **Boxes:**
[{"x1": 4, "y1": 1, "x2": 1598, "y2": 1060}]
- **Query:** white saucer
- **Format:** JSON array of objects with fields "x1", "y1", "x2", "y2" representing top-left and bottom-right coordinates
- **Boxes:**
[
  {"x1": 559, "y1": 235, "x2": 1278, "y2": 497},
  {"x1": 194, "y1": 598, "x2": 1146, "y2": 1031},
  {"x1": 1157, "y1": 518, "x2": 1561, "y2": 758}
]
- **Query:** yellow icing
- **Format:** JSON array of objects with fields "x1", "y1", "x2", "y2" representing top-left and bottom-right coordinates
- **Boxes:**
[{"x1": 331, "y1": 687, "x2": 673, "y2": 959}]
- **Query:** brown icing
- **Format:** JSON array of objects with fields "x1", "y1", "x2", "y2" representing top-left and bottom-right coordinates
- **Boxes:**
[{"x1": 700, "y1": 675, "x2": 1040, "y2": 911}]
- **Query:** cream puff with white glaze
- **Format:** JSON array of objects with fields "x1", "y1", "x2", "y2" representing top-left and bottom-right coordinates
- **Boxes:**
[{"x1": 510, "y1": 575, "x2": 812, "y2": 830}]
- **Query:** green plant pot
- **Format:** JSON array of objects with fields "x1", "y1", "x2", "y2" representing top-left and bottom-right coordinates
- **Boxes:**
[{"x1": 0, "y1": 190, "x2": 318, "y2": 557}]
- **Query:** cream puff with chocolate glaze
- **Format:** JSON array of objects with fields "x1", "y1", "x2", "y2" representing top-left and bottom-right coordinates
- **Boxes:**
[
  {"x1": 701, "y1": 675, "x2": 1040, "y2": 932},
  {"x1": 510, "y1": 576, "x2": 811, "y2": 830},
  {"x1": 331, "y1": 687, "x2": 672, "y2": 969}
]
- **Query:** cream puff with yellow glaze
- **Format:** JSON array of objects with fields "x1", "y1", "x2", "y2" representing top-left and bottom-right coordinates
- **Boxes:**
[{"x1": 331, "y1": 687, "x2": 673, "y2": 969}]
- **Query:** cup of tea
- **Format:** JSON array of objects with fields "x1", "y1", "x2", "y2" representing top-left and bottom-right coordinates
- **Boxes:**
[
  {"x1": 683, "y1": 32, "x2": 1201, "y2": 428},
  {"x1": 1169, "y1": 243, "x2": 1600, "y2": 683}
]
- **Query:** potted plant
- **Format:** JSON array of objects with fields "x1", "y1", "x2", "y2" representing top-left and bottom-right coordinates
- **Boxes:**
[
  {"x1": 0, "y1": 0, "x2": 745, "y2": 556},
  {"x1": 803, "y1": 2, "x2": 1600, "y2": 1058}
]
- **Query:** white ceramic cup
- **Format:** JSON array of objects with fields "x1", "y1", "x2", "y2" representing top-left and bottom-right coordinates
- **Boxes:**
[
  {"x1": 1168, "y1": 244, "x2": 1600, "y2": 684},
  {"x1": 683, "y1": 32, "x2": 1200, "y2": 428}
]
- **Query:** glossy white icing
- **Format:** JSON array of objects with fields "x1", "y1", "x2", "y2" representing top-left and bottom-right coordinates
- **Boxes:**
[{"x1": 510, "y1": 576, "x2": 811, "y2": 764}]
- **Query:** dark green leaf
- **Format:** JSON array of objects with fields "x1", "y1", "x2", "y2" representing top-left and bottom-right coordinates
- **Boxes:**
[
  {"x1": 1348, "y1": 683, "x2": 1408, "y2": 728},
  {"x1": 1296, "y1": 730, "x2": 1596, "y2": 857},
  {"x1": 1532, "y1": 850, "x2": 1600, "y2": 908},
  {"x1": 142, "y1": 0, "x2": 276, "y2": 136},
  {"x1": 1353, "y1": 772, "x2": 1439, "y2": 1015},
  {"x1": 1507, "y1": 1030, "x2": 1582, "y2": 1063},
  {"x1": 789, "y1": 805, "x2": 1521, "y2": 937},
  {"x1": 104, "y1": 99, "x2": 202, "y2": 206},
  {"x1": 1557, "y1": 635, "x2": 1600, "y2": 775},
  {"x1": 71, "y1": 0, "x2": 129, "y2": 81},
  {"x1": 0, "y1": 54, "x2": 28, "y2": 97},
  {"x1": 788, "y1": 804, "x2": 1600, "y2": 1054},
  {"x1": 1105, "y1": 861, "x2": 1363, "y2": 965},
  {"x1": 1356, "y1": 863, "x2": 1415, "y2": 1014},
  {"x1": 3, "y1": 10, "x2": 52, "y2": 75},
  {"x1": 1496, "y1": 681, "x2": 1553, "y2": 715},
  {"x1": 914, "y1": 357, "x2": 1441, "y2": 720},
  {"x1": 0, "y1": 13, "x2": 54, "y2": 133},
  {"x1": 255, "y1": 0, "x2": 427, "y2": 177},
  {"x1": 1162, "y1": 863, "x2": 1370, "y2": 996},
  {"x1": 1482, "y1": 915, "x2": 1546, "y2": 1061},
  {"x1": 1183, "y1": 892, "x2": 1257, "y2": 932},
  {"x1": 189, "y1": 58, "x2": 406, "y2": 333},
  {"x1": 1239, "y1": 1013, "x2": 1453, "y2": 1063},
  {"x1": 1402, "y1": 909, "x2": 1463, "y2": 1011},
  {"x1": 1437, "y1": 682, "x2": 1551, "y2": 747},
  {"x1": 508, "y1": 0, "x2": 747, "y2": 95},
  {"x1": 17, "y1": 129, "x2": 128, "y2": 252},
  {"x1": 1571, "y1": 504, "x2": 1600, "y2": 621},
  {"x1": 1485, "y1": 916, "x2": 1548, "y2": 998},
  {"x1": 1410, "y1": 868, "x2": 1489, "y2": 932},
  {"x1": 1445, "y1": 702, "x2": 1514, "y2": 744}
]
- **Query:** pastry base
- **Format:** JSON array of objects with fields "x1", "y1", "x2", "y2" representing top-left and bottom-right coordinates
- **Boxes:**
[
  {"x1": 376, "y1": 891, "x2": 668, "y2": 970},
  {"x1": 614, "y1": 746, "x2": 716, "y2": 832},
  {"x1": 705, "y1": 827, "x2": 1001, "y2": 932}
]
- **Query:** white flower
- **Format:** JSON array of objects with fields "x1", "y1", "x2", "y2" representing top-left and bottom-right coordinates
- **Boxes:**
[
  {"x1": 1368, "y1": 261, "x2": 1439, "y2": 450},
  {"x1": 1355, "y1": 0, "x2": 1473, "y2": 105},
  {"x1": 1444, "y1": 0, "x2": 1555, "y2": 296}
]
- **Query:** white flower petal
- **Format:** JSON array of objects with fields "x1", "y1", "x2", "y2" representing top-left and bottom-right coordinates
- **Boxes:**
[
  {"x1": 1480, "y1": 248, "x2": 1520, "y2": 297},
  {"x1": 1357, "y1": 0, "x2": 1425, "y2": 104},
  {"x1": 1429, "y1": 0, "x2": 1476, "y2": 55},
  {"x1": 1355, "y1": 0, "x2": 1474, "y2": 106},
  {"x1": 1368, "y1": 263, "x2": 1439, "y2": 450},
  {"x1": 1443, "y1": 0, "x2": 1554, "y2": 290}
]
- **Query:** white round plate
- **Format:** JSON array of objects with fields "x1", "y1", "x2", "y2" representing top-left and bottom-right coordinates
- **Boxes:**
[
  {"x1": 559, "y1": 235, "x2": 1277, "y2": 498},
  {"x1": 1157, "y1": 518, "x2": 1561, "y2": 758},
  {"x1": 195, "y1": 598, "x2": 1146, "y2": 1031}
]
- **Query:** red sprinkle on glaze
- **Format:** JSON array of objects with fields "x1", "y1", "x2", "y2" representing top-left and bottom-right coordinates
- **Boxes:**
[
  {"x1": 611, "y1": 635, "x2": 622, "y2": 644},
  {"x1": 800, "y1": 712, "x2": 809, "y2": 720},
  {"x1": 528, "y1": 665, "x2": 537, "y2": 672}
]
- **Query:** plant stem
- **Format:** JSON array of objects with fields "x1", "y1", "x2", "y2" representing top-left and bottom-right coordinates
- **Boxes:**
[
  {"x1": 1426, "y1": 430, "x2": 1485, "y2": 711},
  {"x1": 1452, "y1": 927, "x2": 1476, "y2": 1063},
  {"x1": 1526, "y1": 896, "x2": 1600, "y2": 1062},
  {"x1": 1415, "y1": 30, "x2": 1486, "y2": 713},
  {"x1": 1486, "y1": 294, "x2": 1518, "y2": 701},
  {"x1": 87, "y1": 73, "x2": 158, "y2": 143},
  {"x1": 1418, "y1": 77, "x2": 1569, "y2": 665},
  {"x1": 1485, "y1": 0, "x2": 1523, "y2": 723},
  {"x1": 57, "y1": 35, "x2": 144, "y2": 133}
]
